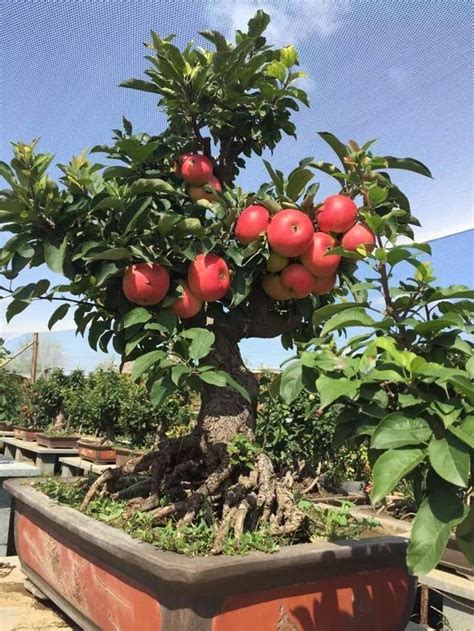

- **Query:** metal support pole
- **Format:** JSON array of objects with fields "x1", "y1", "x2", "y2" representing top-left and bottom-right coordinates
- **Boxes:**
[{"x1": 31, "y1": 333, "x2": 39, "y2": 383}]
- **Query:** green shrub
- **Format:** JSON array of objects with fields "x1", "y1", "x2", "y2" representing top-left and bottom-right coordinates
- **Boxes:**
[{"x1": 0, "y1": 368, "x2": 25, "y2": 425}]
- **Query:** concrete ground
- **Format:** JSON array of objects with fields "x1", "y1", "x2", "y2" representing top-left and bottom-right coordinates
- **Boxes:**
[
  {"x1": 0, "y1": 555, "x2": 427, "y2": 631},
  {"x1": 0, "y1": 556, "x2": 75, "y2": 631}
]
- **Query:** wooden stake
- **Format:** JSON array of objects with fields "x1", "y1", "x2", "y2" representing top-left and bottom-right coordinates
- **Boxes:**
[{"x1": 31, "y1": 333, "x2": 39, "y2": 383}]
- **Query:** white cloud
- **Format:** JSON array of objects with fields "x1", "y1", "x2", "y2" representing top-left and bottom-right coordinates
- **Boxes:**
[{"x1": 206, "y1": 0, "x2": 351, "y2": 45}]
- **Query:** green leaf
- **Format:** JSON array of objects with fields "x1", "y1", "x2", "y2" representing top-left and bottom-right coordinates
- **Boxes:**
[
  {"x1": 44, "y1": 238, "x2": 67, "y2": 274},
  {"x1": 47, "y1": 304, "x2": 70, "y2": 330},
  {"x1": 286, "y1": 168, "x2": 314, "y2": 201},
  {"x1": 313, "y1": 302, "x2": 367, "y2": 327},
  {"x1": 247, "y1": 10, "x2": 271, "y2": 37},
  {"x1": 131, "y1": 350, "x2": 165, "y2": 381},
  {"x1": 456, "y1": 505, "x2": 474, "y2": 566},
  {"x1": 448, "y1": 416, "x2": 474, "y2": 449},
  {"x1": 181, "y1": 328, "x2": 215, "y2": 361},
  {"x1": 384, "y1": 156, "x2": 433, "y2": 178},
  {"x1": 429, "y1": 285, "x2": 474, "y2": 302},
  {"x1": 120, "y1": 78, "x2": 160, "y2": 93},
  {"x1": 130, "y1": 178, "x2": 176, "y2": 195},
  {"x1": 428, "y1": 434, "x2": 470, "y2": 488},
  {"x1": 199, "y1": 370, "x2": 227, "y2": 387},
  {"x1": 123, "y1": 307, "x2": 152, "y2": 328},
  {"x1": 316, "y1": 374, "x2": 361, "y2": 409},
  {"x1": 321, "y1": 308, "x2": 375, "y2": 335},
  {"x1": 265, "y1": 60, "x2": 286, "y2": 82},
  {"x1": 280, "y1": 45, "x2": 298, "y2": 67},
  {"x1": 371, "y1": 413, "x2": 432, "y2": 449},
  {"x1": 368, "y1": 185, "x2": 388, "y2": 207},
  {"x1": 223, "y1": 372, "x2": 251, "y2": 402},
  {"x1": 279, "y1": 362, "x2": 304, "y2": 404},
  {"x1": 446, "y1": 375, "x2": 474, "y2": 404},
  {"x1": 262, "y1": 159, "x2": 284, "y2": 194},
  {"x1": 6, "y1": 300, "x2": 29, "y2": 322},
  {"x1": 317, "y1": 132, "x2": 348, "y2": 164},
  {"x1": 150, "y1": 375, "x2": 176, "y2": 407},
  {"x1": 121, "y1": 196, "x2": 153, "y2": 233},
  {"x1": 90, "y1": 247, "x2": 131, "y2": 262},
  {"x1": 407, "y1": 488, "x2": 468, "y2": 576},
  {"x1": 371, "y1": 448, "x2": 425, "y2": 504}
]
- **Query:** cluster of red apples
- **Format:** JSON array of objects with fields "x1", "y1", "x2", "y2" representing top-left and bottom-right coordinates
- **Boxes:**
[
  {"x1": 121, "y1": 153, "x2": 375, "y2": 319},
  {"x1": 236, "y1": 194, "x2": 375, "y2": 301}
]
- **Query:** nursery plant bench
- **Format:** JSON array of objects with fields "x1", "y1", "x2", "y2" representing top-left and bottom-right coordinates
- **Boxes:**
[
  {"x1": 2, "y1": 438, "x2": 78, "y2": 475},
  {"x1": 0, "y1": 455, "x2": 40, "y2": 555},
  {"x1": 0, "y1": 431, "x2": 15, "y2": 453},
  {"x1": 59, "y1": 456, "x2": 113, "y2": 478}
]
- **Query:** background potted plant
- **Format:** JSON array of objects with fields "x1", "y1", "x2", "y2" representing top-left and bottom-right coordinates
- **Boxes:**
[{"x1": 2, "y1": 10, "x2": 470, "y2": 629}]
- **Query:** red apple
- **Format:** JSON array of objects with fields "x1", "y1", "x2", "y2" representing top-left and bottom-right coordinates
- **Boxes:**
[
  {"x1": 267, "y1": 209, "x2": 314, "y2": 257},
  {"x1": 280, "y1": 263, "x2": 315, "y2": 299},
  {"x1": 261, "y1": 274, "x2": 292, "y2": 301},
  {"x1": 266, "y1": 252, "x2": 289, "y2": 272},
  {"x1": 171, "y1": 281, "x2": 203, "y2": 319},
  {"x1": 312, "y1": 274, "x2": 337, "y2": 295},
  {"x1": 173, "y1": 152, "x2": 193, "y2": 178},
  {"x1": 187, "y1": 253, "x2": 230, "y2": 302},
  {"x1": 235, "y1": 204, "x2": 270, "y2": 244},
  {"x1": 341, "y1": 223, "x2": 376, "y2": 254},
  {"x1": 188, "y1": 175, "x2": 222, "y2": 202},
  {"x1": 317, "y1": 194, "x2": 358, "y2": 233},
  {"x1": 122, "y1": 263, "x2": 170, "y2": 306},
  {"x1": 181, "y1": 154, "x2": 213, "y2": 185},
  {"x1": 300, "y1": 232, "x2": 341, "y2": 277}
]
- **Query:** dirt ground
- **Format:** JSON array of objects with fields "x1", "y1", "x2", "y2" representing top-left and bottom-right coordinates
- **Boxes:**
[{"x1": 0, "y1": 556, "x2": 75, "y2": 631}]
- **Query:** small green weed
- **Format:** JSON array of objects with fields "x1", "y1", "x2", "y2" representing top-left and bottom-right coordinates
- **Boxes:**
[{"x1": 299, "y1": 499, "x2": 380, "y2": 542}]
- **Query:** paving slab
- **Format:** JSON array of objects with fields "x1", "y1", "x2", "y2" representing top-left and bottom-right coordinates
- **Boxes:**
[
  {"x1": 2, "y1": 438, "x2": 78, "y2": 475},
  {"x1": 59, "y1": 455, "x2": 112, "y2": 477}
]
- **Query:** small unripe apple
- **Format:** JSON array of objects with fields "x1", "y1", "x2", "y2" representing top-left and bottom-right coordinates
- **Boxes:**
[
  {"x1": 188, "y1": 175, "x2": 222, "y2": 202},
  {"x1": 300, "y1": 232, "x2": 341, "y2": 277},
  {"x1": 187, "y1": 253, "x2": 230, "y2": 302},
  {"x1": 261, "y1": 274, "x2": 292, "y2": 301},
  {"x1": 280, "y1": 263, "x2": 315, "y2": 299},
  {"x1": 171, "y1": 281, "x2": 203, "y2": 318},
  {"x1": 312, "y1": 274, "x2": 337, "y2": 295},
  {"x1": 267, "y1": 208, "x2": 314, "y2": 257},
  {"x1": 341, "y1": 223, "x2": 376, "y2": 254},
  {"x1": 122, "y1": 263, "x2": 170, "y2": 306},
  {"x1": 317, "y1": 194, "x2": 358, "y2": 233},
  {"x1": 266, "y1": 252, "x2": 289, "y2": 272},
  {"x1": 235, "y1": 204, "x2": 270, "y2": 244},
  {"x1": 181, "y1": 154, "x2": 213, "y2": 185}
]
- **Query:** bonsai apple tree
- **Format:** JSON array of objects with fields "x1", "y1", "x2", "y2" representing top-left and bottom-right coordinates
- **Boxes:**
[{"x1": 1, "y1": 12, "x2": 471, "y2": 567}]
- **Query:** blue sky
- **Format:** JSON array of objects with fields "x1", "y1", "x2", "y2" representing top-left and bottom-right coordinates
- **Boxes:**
[{"x1": 1, "y1": 0, "x2": 473, "y2": 367}]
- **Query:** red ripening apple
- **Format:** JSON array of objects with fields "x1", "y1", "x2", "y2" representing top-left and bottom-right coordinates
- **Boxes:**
[
  {"x1": 267, "y1": 208, "x2": 314, "y2": 257},
  {"x1": 317, "y1": 194, "x2": 358, "y2": 233},
  {"x1": 261, "y1": 274, "x2": 292, "y2": 301},
  {"x1": 181, "y1": 154, "x2": 213, "y2": 185},
  {"x1": 341, "y1": 223, "x2": 376, "y2": 254},
  {"x1": 300, "y1": 232, "x2": 341, "y2": 277},
  {"x1": 280, "y1": 263, "x2": 315, "y2": 299},
  {"x1": 173, "y1": 152, "x2": 193, "y2": 179},
  {"x1": 171, "y1": 281, "x2": 203, "y2": 319},
  {"x1": 235, "y1": 204, "x2": 270, "y2": 245},
  {"x1": 188, "y1": 175, "x2": 222, "y2": 202},
  {"x1": 312, "y1": 274, "x2": 337, "y2": 295},
  {"x1": 122, "y1": 263, "x2": 170, "y2": 306},
  {"x1": 187, "y1": 253, "x2": 230, "y2": 302}
]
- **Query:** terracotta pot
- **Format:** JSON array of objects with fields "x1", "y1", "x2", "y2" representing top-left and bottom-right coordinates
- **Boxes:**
[
  {"x1": 0, "y1": 421, "x2": 12, "y2": 431},
  {"x1": 6, "y1": 479, "x2": 416, "y2": 631},
  {"x1": 77, "y1": 439, "x2": 116, "y2": 464},
  {"x1": 36, "y1": 434, "x2": 81, "y2": 449},
  {"x1": 13, "y1": 426, "x2": 42, "y2": 442},
  {"x1": 115, "y1": 447, "x2": 144, "y2": 467}
]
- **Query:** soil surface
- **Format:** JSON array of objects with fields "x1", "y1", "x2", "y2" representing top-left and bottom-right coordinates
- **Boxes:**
[{"x1": 0, "y1": 556, "x2": 76, "y2": 630}]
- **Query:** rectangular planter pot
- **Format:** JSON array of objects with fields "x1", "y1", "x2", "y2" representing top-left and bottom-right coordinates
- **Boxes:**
[
  {"x1": 351, "y1": 506, "x2": 473, "y2": 578},
  {"x1": 77, "y1": 440, "x2": 116, "y2": 464},
  {"x1": 36, "y1": 434, "x2": 82, "y2": 449},
  {"x1": 0, "y1": 421, "x2": 12, "y2": 431},
  {"x1": 6, "y1": 479, "x2": 416, "y2": 631},
  {"x1": 13, "y1": 426, "x2": 42, "y2": 442},
  {"x1": 115, "y1": 447, "x2": 144, "y2": 467}
]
